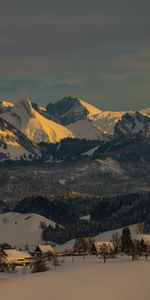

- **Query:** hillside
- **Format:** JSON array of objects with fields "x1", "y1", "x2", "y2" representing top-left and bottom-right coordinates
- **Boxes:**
[{"x1": 0, "y1": 212, "x2": 58, "y2": 249}]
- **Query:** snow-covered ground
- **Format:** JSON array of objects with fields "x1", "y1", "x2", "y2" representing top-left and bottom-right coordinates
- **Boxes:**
[
  {"x1": 1, "y1": 213, "x2": 149, "y2": 252},
  {"x1": 1, "y1": 256, "x2": 150, "y2": 300},
  {"x1": 0, "y1": 212, "x2": 58, "y2": 249}
]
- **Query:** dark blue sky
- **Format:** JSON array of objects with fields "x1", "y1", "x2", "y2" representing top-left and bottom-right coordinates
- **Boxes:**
[{"x1": 0, "y1": 0, "x2": 150, "y2": 110}]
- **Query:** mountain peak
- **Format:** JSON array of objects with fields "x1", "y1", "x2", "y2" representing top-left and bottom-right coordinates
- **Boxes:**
[
  {"x1": 114, "y1": 110, "x2": 150, "y2": 137},
  {"x1": 15, "y1": 98, "x2": 34, "y2": 118},
  {"x1": 79, "y1": 99, "x2": 103, "y2": 119},
  {"x1": 0, "y1": 98, "x2": 74, "y2": 143},
  {"x1": 46, "y1": 96, "x2": 103, "y2": 125}
]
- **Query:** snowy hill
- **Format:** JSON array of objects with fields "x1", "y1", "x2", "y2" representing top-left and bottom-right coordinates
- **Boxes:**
[
  {"x1": 55, "y1": 224, "x2": 150, "y2": 254},
  {"x1": 0, "y1": 212, "x2": 58, "y2": 249},
  {"x1": 1, "y1": 98, "x2": 74, "y2": 144},
  {"x1": 95, "y1": 224, "x2": 150, "y2": 244},
  {"x1": 0, "y1": 117, "x2": 40, "y2": 160}
]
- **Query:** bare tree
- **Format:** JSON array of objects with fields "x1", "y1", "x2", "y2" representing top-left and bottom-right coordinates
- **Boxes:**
[
  {"x1": 73, "y1": 234, "x2": 88, "y2": 255},
  {"x1": 32, "y1": 256, "x2": 48, "y2": 273},
  {"x1": 111, "y1": 232, "x2": 121, "y2": 254}
]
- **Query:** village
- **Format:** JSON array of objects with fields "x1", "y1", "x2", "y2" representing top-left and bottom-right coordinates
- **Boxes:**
[{"x1": 0, "y1": 226, "x2": 150, "y2": 274}]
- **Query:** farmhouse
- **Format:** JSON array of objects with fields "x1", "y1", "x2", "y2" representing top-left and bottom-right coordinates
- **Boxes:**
[
  {"x1": 91, "y1": 242, "x2": 114, "y2": 255},
  {"x1": 0, "y1": 249, "x2": 32, "y2": 266},
  {"x1": 35, "y1": 244, "x2": 55, "y2": 256}
]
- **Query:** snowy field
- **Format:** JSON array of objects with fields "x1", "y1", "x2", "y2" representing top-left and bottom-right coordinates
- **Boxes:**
[
  {"x1": 1, "y1": 256, "x2": 150, "y2": 300},
  {"x1": 0, "y1": 212, "x2": 59, "y2": 249}
]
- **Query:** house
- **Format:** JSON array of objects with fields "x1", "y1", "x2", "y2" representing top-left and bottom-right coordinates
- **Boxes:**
[
  {"x1": 0, "y1": 249, "x2": 32, "y2": 266},
  {"x1": 35, "y1": 244, "x2": 55, "y2": 256},
  {"x1": 91, "y1": 242, "x2": 114, "y2": 255}
]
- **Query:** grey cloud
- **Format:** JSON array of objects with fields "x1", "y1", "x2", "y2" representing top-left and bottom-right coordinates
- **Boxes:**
[{"x1": 0, "y1": 0, "x2": 150, "y2": 109}]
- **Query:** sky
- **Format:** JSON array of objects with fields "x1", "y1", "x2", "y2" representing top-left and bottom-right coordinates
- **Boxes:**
[{"x1": 0, "y1": 0, "x2": 150, "y2": 110}]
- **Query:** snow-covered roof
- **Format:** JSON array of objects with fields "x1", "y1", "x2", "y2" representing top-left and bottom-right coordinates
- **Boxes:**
[
  {"x1": 93, "y1": 242, "x2": 114, "y2": 252},
  {"x1": 3, "y1": 249, "x2": 32, "y2": 263},
  {"x1": 37, "y1": 244, "x2": 55, "y2": 254}
]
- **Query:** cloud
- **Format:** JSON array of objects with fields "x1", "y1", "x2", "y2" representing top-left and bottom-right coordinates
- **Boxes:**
[
  {"x1": 103, "y1": 73, "x2": 131, "y2": 82},
  {"x1": 0, "y1": 0, "x2": 150, "y2": 109}
]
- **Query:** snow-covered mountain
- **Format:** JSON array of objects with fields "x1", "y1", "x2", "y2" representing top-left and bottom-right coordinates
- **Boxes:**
[
  {"x1": 0, "y1": 117, "x2": 40, "y2": 161},
  {"x1": 115, "y1": 111, "x2": 150, "y2": 138},
  {"x1": 1, "y1": 98, "x2": 74, "y2": 144},
  {"x1": 0, "y1": 96, "x2": 150, "y2": 162},
  {"x1": 45, "y1": 97, "x2": 150, "y2": 140},
  {"x1": 46, "y1": 96, "x2": 125, "y2": 140}
]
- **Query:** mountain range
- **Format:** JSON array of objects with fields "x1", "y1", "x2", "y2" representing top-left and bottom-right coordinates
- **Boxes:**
[{"x1": 0, "y1": 97, "x2": 150, "y2": 161}]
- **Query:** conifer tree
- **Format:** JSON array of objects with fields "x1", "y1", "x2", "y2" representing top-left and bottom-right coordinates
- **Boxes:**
[{"x1": 121, "y1": 227, "x2": 132, "y2": 253}]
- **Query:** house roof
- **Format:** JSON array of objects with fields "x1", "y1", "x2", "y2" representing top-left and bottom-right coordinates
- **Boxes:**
[
  {"x1": 37, "y1": 244, "x2": 55, "y2": 254},
  {"x1": 2, "y1": 249, "x2": 32, "y2": 262},
  {"x1": 93, "y1": 242, "x2": 114, "y2": 251}
]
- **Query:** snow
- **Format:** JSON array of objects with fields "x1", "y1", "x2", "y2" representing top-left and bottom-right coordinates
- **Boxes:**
[
  {"x1": 59, "y1": 179, "x2": 66, "y2": 185},
  {"x1": 96, "y1": 157, "x2": 125, "y2": 175},
  {"x1": 95, "y1": 224, "x2": 150, "y2": 244},
  {"x1": 0, "y1": 128, "x2": 30, "y2": 160},
  {"x1": 66, "y1": 99, "x2": 148, "y2": 141},
  {"x1": 68, "y1": 118, "x2": 104, "y2": 140},
  {"x1": 38, "y1": 105, "x2": 46, "y2": 112},
  {"x1": 55, "y1": 239, "x2": 75, "y2": 253},
  {"x1": 0, "y1": 212, "x2": 58, "y2": 249},
  {"x1": 1, "y1": 99, "x2": 74, "y2": 143},
  {"x1": 92, "y1": 110, "x2": 125, "y2": 134},
  {"x1": 56, "y1": 224, "x2": 150, "y2": 254},
  {"x1": 93, "y1": 241, "x2": 114, "y2": 252},
  {"x1": 0, "y1": 100, "x2": 14, "y2": 108},
  {"x1": 58, "y1": 98, "x2": 150, "y2": 141},
  {"x1": 67, "y1": 102, "x2": 125, "y2": 140},
  {"x1": 0, "y1": 143, "x2": 29, "y2": 160},
  {"x1": 81, "y1": 146, "x2": 99, "y2": 156},
  {"x1": 140, "y1": 108, "x2": 150, "y2": 116},
  {"x1": 37, "y1": 244, "x2": 55, "y2": 254},
  {"x1": 1, "y1": 98, "x2": 149, "y2": 143},
  {"x1": 1, "y1": 256, "x2": 150, "y2": 300},
  {"x1": 116, "y1": 111, "x2": 150, "y2": 137},
  {"x1": 79, "y1": 99, "x2": 102, "y2": 119},
  {"x1": 80, "y1": 215, "x2": 90, "y2": 221}
]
